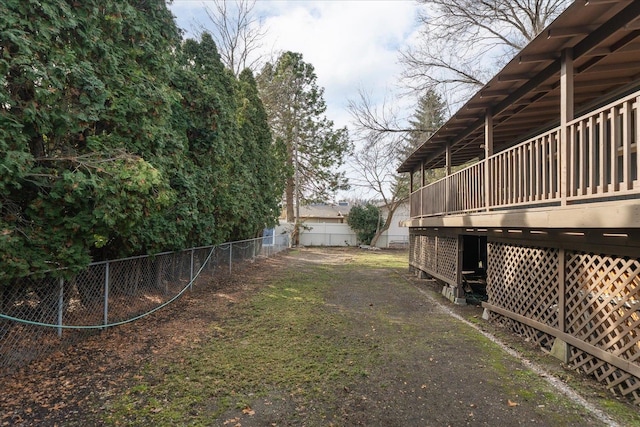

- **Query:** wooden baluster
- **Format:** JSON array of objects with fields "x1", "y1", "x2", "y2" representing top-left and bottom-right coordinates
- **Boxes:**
[{"x1": 623, "y1": 100, "x2": 632, "y2": 190}]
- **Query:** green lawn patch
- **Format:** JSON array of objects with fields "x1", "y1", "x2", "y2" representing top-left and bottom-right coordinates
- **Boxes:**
[{"x1": 102, "y1": 249, "x2": 401, "y2": 426}]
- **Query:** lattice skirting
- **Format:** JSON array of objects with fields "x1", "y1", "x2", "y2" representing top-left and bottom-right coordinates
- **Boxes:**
[
  {"x1": 487, "y1": 242, "x2": 640, "y2": 404},
  {"x1": 487, "y1": 311, "x2": 556, "y2": 350},
  {"x1": 487, "y1": 243, "x2": 559, "y2": 330},
  {"x1": 566, "y1": 252, "x2": 640, "y2": 404},
  {"x1": 409, "y1": 234, "x2": 458, "y2": 285}
]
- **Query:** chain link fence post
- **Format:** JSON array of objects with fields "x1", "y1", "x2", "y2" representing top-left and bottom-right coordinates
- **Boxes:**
[
  {"x1": 190, "y1": 249, "x2": 195, "y2": 291},
  {"x1": 253, "y1": 238, "x2": 257, "y2": 261},
  {"x1": 57, "y1": 278, "x2": 64, "y2": 338},
  {"x1": 103, "y1": 262, "x2": 110, "y2": 329}
]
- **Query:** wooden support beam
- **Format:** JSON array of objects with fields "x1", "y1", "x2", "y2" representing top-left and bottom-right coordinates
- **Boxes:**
[
  {"x1": 560, "y1": 49, "x2": 574, "y2": 206},
  {"x1": 547, "y1": 26, "x2": 594, "y2": 39},
  {"x1": 583, "y1": 60, "x2": 640, "y2": 74},
  {"x1": 576, "y1": 76, "x2": 633, "y2": 87},
  {"x1": 574, "y1": 2, "x2": 640, "y2": 57},
  {"x1": 483, "y1": 302, "x2": 640, "y2": 379},
  {"x1": 519, "y1": 53, "x2": 559, "y2": 63},
  {"x1": 409, "y1": 167, "x2": 414, "y2": 192},
  {"x1": 558, "y1": 247, "x2": 566, "y2": 335},
  {"x1": 498, "y1": 73, "x2": 536, "y2": 82},
  {"x1": 485, "y1": 112, "x2": 493, "y2": 212},
  {"x1": 480, "y1": 89, "x2": 509, "y2": 98}
]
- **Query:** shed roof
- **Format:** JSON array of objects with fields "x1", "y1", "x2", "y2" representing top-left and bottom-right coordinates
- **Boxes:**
[{"x1": 398, "y1": 0, "x2": 640, "y2": 173}]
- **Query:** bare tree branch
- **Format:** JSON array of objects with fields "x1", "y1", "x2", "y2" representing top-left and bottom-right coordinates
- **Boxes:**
[
  {"x1": 347, "y1": 88, "x2": 441, "y2": 151},
  {"x1": 401, "y1": 0, "x2": 571, "y2": 106},
  {"x1": 199, "y1": 0, "x2": 267, "y2": 76},
  {"x1": 348, "y1": 136, "x2": 409, "y2": 246}
]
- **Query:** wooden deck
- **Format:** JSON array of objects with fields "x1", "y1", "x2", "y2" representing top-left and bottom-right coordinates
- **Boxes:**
[
  {"x1": 409, "y1": 89, "x2": 640, "y2": 225},
  {"x1": 401, "y1": 1, "x2": 640, "y2": 404}
]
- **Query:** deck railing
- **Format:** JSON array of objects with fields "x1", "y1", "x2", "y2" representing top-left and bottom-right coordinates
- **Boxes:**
[
  {"x1": 414, "y1": 162, "x2": 485, "y2": 217},
  {"x1": 410, "y1": 90, "x2": 640, "y2": 218},
  {"x1": 488, "y1": 127, "x2": 561, "y2": 209},
  {"x1": 567, "y1": 91, "x2": 640, "y2": 200}
]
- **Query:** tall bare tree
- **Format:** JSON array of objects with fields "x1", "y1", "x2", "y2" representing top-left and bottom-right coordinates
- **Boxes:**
[
  {"x1": 348, "y1": 89, "x2": 416, "y2": 142},
  {"x1": 401, "y1": 0, "x2": 571, "y2": 107},
  {"x1": 349, "y1": 89, "x2": 447, "y2": 247},
  {"x1": 350, "y1": 138, "x2": 408, "y2": 247},
  {"x1": 200, "y1": 0, "x2": 267, "y2": 76}
]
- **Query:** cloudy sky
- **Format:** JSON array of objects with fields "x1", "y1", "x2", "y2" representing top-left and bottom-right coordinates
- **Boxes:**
[{"x1": 168, "y1": 0, "x2": 422, "y2": 130}]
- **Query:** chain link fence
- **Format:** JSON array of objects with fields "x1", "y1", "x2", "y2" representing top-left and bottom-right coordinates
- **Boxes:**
[{"x1": 0, "y1": 235, "x2": 289, "y2": 374}]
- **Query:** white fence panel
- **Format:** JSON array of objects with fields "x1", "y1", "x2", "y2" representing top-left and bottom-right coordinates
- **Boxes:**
[{"x1": 299, "y1": 223, "x2": 357, "y2": 246}]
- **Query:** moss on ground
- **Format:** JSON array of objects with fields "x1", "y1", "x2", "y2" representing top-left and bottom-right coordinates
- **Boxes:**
[{"x1": 100, "y1": 248, "x2": 639, "y2": 426}]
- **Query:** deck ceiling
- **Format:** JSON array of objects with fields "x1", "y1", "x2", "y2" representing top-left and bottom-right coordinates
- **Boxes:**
[{"x1": 398, "y1": 0, "x2": 640, "y2": 173}]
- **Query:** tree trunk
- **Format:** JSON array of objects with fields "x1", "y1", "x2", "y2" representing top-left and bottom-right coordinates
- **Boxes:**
[
  {"x1": 370, "y1": 206, "x2": 398, "y2": 248},
  {"x1": 370, "y1": 226, "x2": 387, "y2": 248},
  {"x1": 285, "y1": 175, "x2": 295, "y2": 222}
]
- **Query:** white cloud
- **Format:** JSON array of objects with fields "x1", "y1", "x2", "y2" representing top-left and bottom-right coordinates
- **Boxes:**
[
  {"x1": 169, "y1": 1, "x2": 422, "y2": 201},
  {"x1": 256, "y1": 1, "x2": 418, "y2": 128},
  {"x1": 169, "y1": 0, "x2": 420, "y2": 129}
]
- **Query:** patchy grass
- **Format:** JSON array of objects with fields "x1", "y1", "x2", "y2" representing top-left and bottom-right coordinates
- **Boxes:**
[
  {"x1": 102, "y1": 250, "x2": 392, "y2": 426},
  {"x1": 94, "y1": 247, "x2": 639, "y2": 426},
  {"x1": 7, "y1": 247, "x2": 639, "y2": 426}
]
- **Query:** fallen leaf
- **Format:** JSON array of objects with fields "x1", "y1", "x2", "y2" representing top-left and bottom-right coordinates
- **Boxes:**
[
  {"x1": 507, "y1": 399, "x2": 519, "y2": 407},
  {"x1": 242, "y1": 406, "x2": 255, "y2": 416}
]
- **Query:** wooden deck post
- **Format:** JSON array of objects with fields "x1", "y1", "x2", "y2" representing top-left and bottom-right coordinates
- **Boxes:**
[
  {"x1": 560, "y1": 48, "x2": 574, "y2": 206},
  {"x1": 551, "y1": 248, "x2": 570, "y2": 364},
  {"x1": 446, "y1": 143, "x2": 452, "y2": 211},
  {"x1": 485, "y1": 111, "x2": 494, "y2": 211},
  {"x1": 410, "y1": 168, "x2": 415, "y2": 217},
  {"x1": 421, "y1": 161, "x2": 426, "y2": 217}
]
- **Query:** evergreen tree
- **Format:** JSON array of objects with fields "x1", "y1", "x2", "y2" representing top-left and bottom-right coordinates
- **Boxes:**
[
  {"x1": 172, "y1": 35, "x2": 283, "y2": 244},
  {"x1": 347, "y1": 203, "x2": 383, "y2": 245},
  {"x1": 256, "y1": 52, "x2": 352, "y2": 227},
  {"x1": 400, "y1": 89, "x2": 449, "y2": 186},
  {"x1": 1, "y1": 1, "x2": 286, "y2": 283},
  {"x1": 172, "y1": 33, "x2": 244, "y2": 245},
  {"x1": 404, "y1": 89, "x2": 447, "y2": 156},
  {"x1": 0, "y1": 0, "x2": 183, "y2": 278},
  {"x1": 233, "y1": 69, "x2": 285, "y2": 238}
]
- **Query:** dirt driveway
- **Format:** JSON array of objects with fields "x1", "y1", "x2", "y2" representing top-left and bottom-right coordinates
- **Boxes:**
[{"x1": 1, "y1": 247, "x2": 636, "y2": 426}]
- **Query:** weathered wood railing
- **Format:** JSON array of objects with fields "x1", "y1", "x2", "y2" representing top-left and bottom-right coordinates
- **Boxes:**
[
  {"x1": 568, "y1": 91, "x2": 640, "y2": 200},
  {"x1": 410, "y1": 90, "x2": 640, "y2": 218},
  {"x1": 414, "y1": 162, "x2": 485, "y2": 217},
  {"x1": 488, "y1": 127, "x2": 561, "y2": 209}
]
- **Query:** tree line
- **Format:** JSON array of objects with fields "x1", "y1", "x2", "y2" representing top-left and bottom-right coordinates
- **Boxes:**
[{"x1": 1, "y1": 0, "x2": 349, "y2": 282}]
